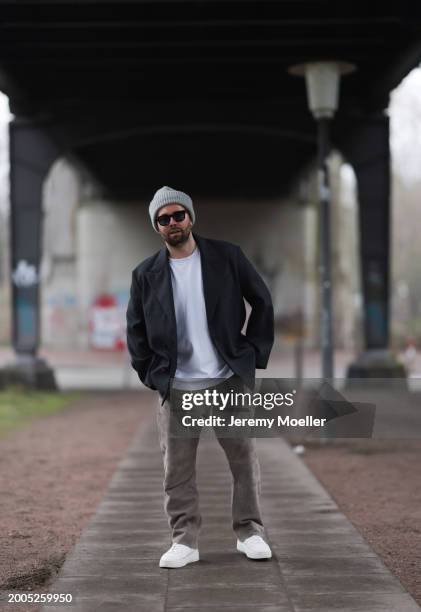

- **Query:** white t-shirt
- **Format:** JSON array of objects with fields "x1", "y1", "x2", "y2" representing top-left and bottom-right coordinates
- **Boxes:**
[{"x1": 169, "y1": 246, "x2": 233, "y2": 387}]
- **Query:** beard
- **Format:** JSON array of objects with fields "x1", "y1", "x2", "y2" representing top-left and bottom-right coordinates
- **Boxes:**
[{"x1": 163, "y1": 224, "x2": 192, "y2": 247}]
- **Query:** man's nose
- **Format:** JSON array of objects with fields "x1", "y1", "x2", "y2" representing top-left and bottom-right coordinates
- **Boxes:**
[{"x1": 169, "y1": 216, "x2": 178, "y2": 226}]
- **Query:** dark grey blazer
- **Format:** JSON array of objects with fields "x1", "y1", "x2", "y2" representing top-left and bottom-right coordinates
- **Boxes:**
[{"x1": 126, "y1": 233, "x2": 274, "y2": 403}]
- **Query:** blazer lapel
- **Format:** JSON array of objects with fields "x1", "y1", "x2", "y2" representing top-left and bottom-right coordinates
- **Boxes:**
[
  {"x1": 145, "y1": 248, "x2": 177, "y2": 329},
  {"x1": 195, "y1": 234, "x2": 228, "y2": 323}
]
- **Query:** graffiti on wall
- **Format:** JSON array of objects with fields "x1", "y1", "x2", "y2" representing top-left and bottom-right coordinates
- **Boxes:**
[
  {"x1": 89, "y1": 291, "x2": 128, "y2": 351},
  {"x1": 12, "y1": 260, "x2": 39, "y2": 288},
  {"x1": 44, "y1": 292, "x2": 78, "y2": 345}
]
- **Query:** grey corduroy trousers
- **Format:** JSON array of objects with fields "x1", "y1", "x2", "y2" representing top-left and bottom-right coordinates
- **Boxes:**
[{"x1": 155, "y1": 378, "x2": 267, "y2": 549}]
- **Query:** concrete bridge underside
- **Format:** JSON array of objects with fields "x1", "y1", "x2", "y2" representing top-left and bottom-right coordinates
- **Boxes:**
[{"x1": 1, "y1": 2, "x2": 420, "y2": 385}]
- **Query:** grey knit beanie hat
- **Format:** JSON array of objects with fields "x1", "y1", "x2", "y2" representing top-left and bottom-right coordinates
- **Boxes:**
[{"x1": 149, "y1": 186, "x2": 195, "y2": 232}]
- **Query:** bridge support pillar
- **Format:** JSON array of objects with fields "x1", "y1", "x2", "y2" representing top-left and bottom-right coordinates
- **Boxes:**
[
  {"x1": 0, "y1": 119, "x2": 60, "y2": 389},
  {"x1": 343, "y1": 114, "x2": 406, "y2": 380}
]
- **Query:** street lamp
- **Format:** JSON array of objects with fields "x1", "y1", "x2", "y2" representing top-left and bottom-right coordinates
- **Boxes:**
[{"x1": 288, "y1": 61, "x2": 356, "y2": 380}]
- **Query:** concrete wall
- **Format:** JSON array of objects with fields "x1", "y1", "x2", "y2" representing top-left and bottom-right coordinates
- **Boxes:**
[
  {"x1": 331, "y1": 157, "x2": 363, "y2": 352},
  {"x1": 41, "y1": 158, "x2": 79, "y2": 347},
  {"x1": 0, "y1": 207, "x2": 11, "y2": 345},
  {"x1": 74, "y1": 196, "x2": 306, "y2": 349},
  {"x1": 0, "y1": 94, "x2": 11, "y2": 345},
  {"x1": 76, "y1": 200, "x2": 155, "y2": 348}
]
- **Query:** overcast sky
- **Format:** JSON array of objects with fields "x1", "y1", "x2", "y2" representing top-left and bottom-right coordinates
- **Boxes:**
[
  {"x1": 390, "y1": 67, "x2": 421, "y2": 186},
  {"x1": 0, "y1": 66, "x2": 421, "y2": 213},
  {"x1": 0, "y1": 92, "x2": 12, "y2": 214}
]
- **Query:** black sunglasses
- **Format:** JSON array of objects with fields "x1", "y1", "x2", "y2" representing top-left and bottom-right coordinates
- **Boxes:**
[{"x1": 157, "y1": 210, "x2": 187, "y2": 226}]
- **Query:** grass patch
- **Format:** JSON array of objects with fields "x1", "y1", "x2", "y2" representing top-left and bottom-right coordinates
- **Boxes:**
[{"x1": 0, "y1": 387, "x2": 81, "y2": 438}]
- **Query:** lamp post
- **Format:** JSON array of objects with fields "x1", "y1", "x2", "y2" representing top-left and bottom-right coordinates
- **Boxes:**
[{"x1": 288, "y1": 61, "x2": 355, "y2": 380}]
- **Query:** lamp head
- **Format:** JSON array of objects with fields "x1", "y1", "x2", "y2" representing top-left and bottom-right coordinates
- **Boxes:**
[{"x1": 288, "y1": 61, "x2": 356, "y2": 119}]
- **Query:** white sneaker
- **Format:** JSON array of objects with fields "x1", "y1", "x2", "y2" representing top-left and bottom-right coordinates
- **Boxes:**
[
  {"x1": 159, "y1": 543, "x2": 199, "y2": 568},
  {"x1": 237, "y1": 535, "x2": 272, "y2": 559}
]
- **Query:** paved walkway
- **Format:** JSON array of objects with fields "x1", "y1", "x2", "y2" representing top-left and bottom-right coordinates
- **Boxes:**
[{"x1": 42, "y1": 403, "x2": 421, "y2": 612}]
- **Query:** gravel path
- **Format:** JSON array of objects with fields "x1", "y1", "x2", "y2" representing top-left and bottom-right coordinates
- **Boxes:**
[
  {"x1": 0, "y1": 390, "x2": 154, "y2": 611},
  {"x1": 299, "y1": 438, "x2": 421, "y2": 607}
]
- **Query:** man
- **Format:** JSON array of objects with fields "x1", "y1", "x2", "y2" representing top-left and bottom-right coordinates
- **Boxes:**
[{"x1": 126, "y1": 186, "x2": 274, "y2": 568}]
